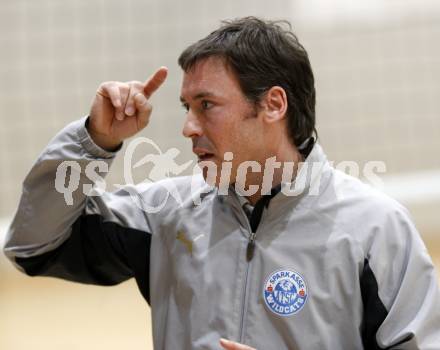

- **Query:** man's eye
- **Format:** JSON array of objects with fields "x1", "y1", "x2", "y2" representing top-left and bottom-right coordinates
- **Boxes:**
[
  {"x1": 201, "y1": 100, "x2": 213, "y2": 110},
  {"x1": 181, "y1": 103, "x2": 189, "y2": 112}
]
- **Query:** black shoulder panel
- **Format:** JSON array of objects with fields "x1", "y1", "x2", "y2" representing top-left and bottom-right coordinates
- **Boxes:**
[
  {"x1": 15, "y1": 214, "x2": 152, "y2": 304},
  {"x1": 360, "y1": 258, "x2": 388, "y2": 349}
]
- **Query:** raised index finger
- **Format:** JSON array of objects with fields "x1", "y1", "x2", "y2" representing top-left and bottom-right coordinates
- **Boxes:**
[{"x1": 143, "y1": 66, "x2": 168, "y2": 99}]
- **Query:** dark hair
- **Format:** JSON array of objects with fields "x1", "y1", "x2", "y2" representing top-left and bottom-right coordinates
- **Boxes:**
[{"x1": 178, "y1": 16, "x2": 317, "y2": 147}]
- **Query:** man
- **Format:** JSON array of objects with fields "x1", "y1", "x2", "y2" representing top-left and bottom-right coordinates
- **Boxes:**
[{"x1": 3, "y1": 17, "x2": 440, "y2": 349}]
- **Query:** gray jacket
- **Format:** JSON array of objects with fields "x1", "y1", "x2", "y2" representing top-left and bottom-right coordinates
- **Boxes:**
[{"x1": 4, "y1": 118, "x2": 440, "y2": 349}]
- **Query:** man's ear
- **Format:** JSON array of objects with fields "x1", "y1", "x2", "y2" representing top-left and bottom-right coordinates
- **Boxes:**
[{"x1": 260, "y1": 86, "x2": 288, "y2": 123}]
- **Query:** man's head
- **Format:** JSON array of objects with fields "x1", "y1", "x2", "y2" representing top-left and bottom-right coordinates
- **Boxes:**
[{"x1": 178, "y1": 17, "x2": 316, "y2": 189}]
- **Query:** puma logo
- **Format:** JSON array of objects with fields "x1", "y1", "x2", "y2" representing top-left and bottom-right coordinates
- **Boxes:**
[{"x1": 176, "y1": 230, "x2": 205, "y2": 256}]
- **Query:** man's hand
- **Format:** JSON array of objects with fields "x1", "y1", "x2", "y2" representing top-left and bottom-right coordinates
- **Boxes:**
[
  {"x1": 220, "y1": 338, "x2": 256, "y2": 350},
  {"x1": 88, "y1": 67, "x2": 168, "y2": 151}
]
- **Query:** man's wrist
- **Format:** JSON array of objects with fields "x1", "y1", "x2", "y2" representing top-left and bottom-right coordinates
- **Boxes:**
[{"x1": 85, "y1": 118, "x2": 123, "y2": 152}]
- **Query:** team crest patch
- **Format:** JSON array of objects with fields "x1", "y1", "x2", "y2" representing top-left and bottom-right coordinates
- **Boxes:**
[{"x1": 263, "y1": 268, "x2": 308, "y2": 316}]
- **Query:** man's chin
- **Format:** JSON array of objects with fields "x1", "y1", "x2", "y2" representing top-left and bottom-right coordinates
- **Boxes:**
[
  {"x1": 201, "y1": 168, "x2": 220, "y2": 187},
  {"x1": 197, "y1": 158, "x2": 239, "y2": 189},
  {"x1": 198, "y1": 159, "x2": 218, "y2": 181}
]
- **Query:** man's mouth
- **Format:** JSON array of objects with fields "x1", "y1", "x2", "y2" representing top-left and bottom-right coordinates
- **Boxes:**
[
  {"x1": 197, "y1": 153, "x2": 215, "y2": 162},
  {"x1": 193, "y1": 148, "x2": 215, "y2": 162}
]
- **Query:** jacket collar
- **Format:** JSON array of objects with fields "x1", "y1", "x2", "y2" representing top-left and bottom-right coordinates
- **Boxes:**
[{"x1": 220, "y1": 142, "x2": 332, "y2": 214}]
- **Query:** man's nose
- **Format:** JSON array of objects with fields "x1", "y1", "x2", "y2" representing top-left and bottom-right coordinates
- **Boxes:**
[{"x1": 182, "y1": 111, "x2": 203, "y2": 138}]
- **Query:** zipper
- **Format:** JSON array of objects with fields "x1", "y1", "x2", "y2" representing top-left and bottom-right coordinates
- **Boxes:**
[
  {"x1": 238, "y1": 208, "x2": 256, "y2": 343},
  {"x1": 236, "y1": 191, "x2": 275, "y2": 343},
  {"x1": 246, "y1": 231, "x2": 256, "y2": 262}
]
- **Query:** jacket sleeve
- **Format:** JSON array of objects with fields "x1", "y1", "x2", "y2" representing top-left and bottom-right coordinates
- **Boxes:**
[
  {"x1": 360, "y1": 203, "x2": 440, "y2": 349},
  {"x1": 2, "y1": 117, "x2": 153, "y2": 303}
]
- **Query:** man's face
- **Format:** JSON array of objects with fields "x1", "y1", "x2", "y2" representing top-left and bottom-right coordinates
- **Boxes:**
[{"x1": 180, "y1": 56, "x2": 265, "y2": 187}]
